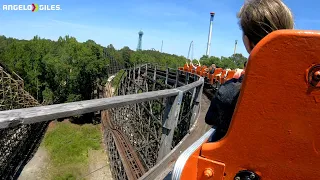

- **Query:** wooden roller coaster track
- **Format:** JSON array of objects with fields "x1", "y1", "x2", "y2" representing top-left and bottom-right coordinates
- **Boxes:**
[{"x1": 102, "y1": 82, "x2": 147, "y2": 180}]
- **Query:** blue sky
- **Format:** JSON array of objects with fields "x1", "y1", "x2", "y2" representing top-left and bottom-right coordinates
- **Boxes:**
[{"x1": 0, "y1": 0, "x2": 319, "y2": 59}]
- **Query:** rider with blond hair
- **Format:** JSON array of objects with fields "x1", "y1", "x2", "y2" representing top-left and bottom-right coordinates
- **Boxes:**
[{"x1": 205, "y1": 0, "x2": 294, "y2": 141}]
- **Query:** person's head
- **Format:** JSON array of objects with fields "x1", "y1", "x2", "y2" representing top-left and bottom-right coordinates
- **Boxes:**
[
  {"x1": 237, "y1": 0, "x2": 294, "y2": 54},
  {"x1": 211, "y1": 64, "x2": 216, "y2": 68}
]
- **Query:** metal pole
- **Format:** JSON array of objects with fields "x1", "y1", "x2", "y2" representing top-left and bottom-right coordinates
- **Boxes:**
[
  {"x1": 206, "y1": 12, "x2": 215, "y2": 56},
  {"x1": 234, "y1": 40, "x2": 238, "y2": 56}
]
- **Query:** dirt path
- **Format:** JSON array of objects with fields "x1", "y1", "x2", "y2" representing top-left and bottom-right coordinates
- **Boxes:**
[
  {"x1": 18, "y1": 146, "x2": 51, "y2": 180},
  {"x1": 85, "y1": 149, "x2": 113, "y2": 180}
]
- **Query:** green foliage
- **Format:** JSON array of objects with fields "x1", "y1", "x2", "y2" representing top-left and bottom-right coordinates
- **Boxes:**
[
  {"x1": 0, "y1": 34, "x2": 247, "y2": 105},
  {"x1": 53, "y1": 173, "x2": 77, "y2": 180},
  {"x1": 43, "y1": 122, "x2": 101, "y2": 178},
  {"x1": 0, "y1": 35, "x2": 110, "y2": 104},
  {"x1": 111, "y1": 69, "x2": 126, "y2": 93},
  {"x1": 43, "y1": 122, "x2": 101, "y2": 165},
  {"x1": 119, "y1": 46, "x2": 133, "y2": 68},
  {"x1": 129, "y1": 50, "x2": 186, "y2": 69},
  {"x1": 199, "y1": 53, "x2": 247, "y2": 69},
  {"x1": 42, "y1": 87, "x2": 54, "y2": 104}
]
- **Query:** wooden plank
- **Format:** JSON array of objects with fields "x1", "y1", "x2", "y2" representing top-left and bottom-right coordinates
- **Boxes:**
[
  {"x1": 175, "y1": 70, "x2": 179, "y2": 88},
  {"x1": 0, "y1": 89, "x2": 180, "y2": 129},
  {"x1": 140, "y1": 74, "x2": 173, "y2": 89},
  {"x1": 190, "y1": 82, "x2": 204, "y2": 128},
  {"x1": 177, "y1": 77, "x2": 204, "y2": 92},
  {"x1": 185, "y1": 72, "x2": 190, "y2": 85},
  {"x1": 165, "y1": 67, "x2": 169, "y2": 85},
  {"x1": 153, "y1": 66, "x2": 157, "y2": 91},
  {"x1": 139, "y1": 95, "x2": 212, "y2": 180},
  {"x1": 157, "y1": 90, "x2": 183, "y2": 162}
]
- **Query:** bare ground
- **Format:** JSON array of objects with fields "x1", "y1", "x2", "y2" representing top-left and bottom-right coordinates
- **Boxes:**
[
  {"x1": 85, "y1": 149, "x2": 113, "y2": 180},
  {"x1": 19, "y1": 83, "x2": 121, "y2": 180},
  {"x1": 19, "y1": 147, "x2": 113, "y2": 180},
  {"x1": 18, "y1": 146, "x2": 51, "y2": 180},
  {"x1": 18, "y1": 121, "x2": 113, "y2": 180}
]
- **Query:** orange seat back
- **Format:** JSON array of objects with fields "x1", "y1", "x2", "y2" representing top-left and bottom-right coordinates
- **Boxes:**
[
  {"x1": 196, "y1": 66, "x2": 202, "y2": 75},
  {"x1": 178, "y1": 30, "x2": 320, "y2": 180},
  {"x1": 221, "y1": 69, "x2": 227, "y2": 77},
  {"x1": 200, "y1": 66, "x2": 207, "y2": 76},
  {"x1": 219, "y1": 70, "x2": 227, "y2": 84},
  {"x1": 233, "y1": 69, "x2": 244, "y2": 79},
  {"x1": 210, "y1": 68, "x2": 223, "y2": 84},
  {"x1": 225, "y1": 70, "x2": 236, "y2": 81},
  {"x1": 183, "y1": 64, "x2": 189, "y2": 71},
  {"x1": 202, "y1": 72, "x2": 208, "y2": 78}
]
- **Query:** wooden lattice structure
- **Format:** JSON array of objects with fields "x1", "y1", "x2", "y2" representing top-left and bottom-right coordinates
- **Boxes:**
[
  {"x1": 0, "y1": 65, "x2": 49, "y2": 179},
  {"x1": 0, "y1": 63, "x2": 205, "y2": 180}
]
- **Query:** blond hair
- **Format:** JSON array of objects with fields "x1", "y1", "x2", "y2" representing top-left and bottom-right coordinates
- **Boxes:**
[{"x1": 237, "y1": 0, "x2": 294, "y2": 45}]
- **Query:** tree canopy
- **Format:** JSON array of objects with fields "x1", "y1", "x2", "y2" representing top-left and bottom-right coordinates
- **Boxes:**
[
  {"x1": 0, "y1": 35, "x2": 247, "y2": 104},
  {"x1": 197, "y1": 53, "x2": 247, "y2": 69}
]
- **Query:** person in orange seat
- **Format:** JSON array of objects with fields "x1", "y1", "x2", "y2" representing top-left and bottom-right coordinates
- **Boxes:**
[
  {"x1": 209, "y1": 64, "x2": 216, "y2": 74},
  {"x1": 233, "y1": 68, "x2": 244, "y2": 79},
  {"x1": 190, "y1": 61, "x2": 197, "y2": 70},
  {"x1": 205, "y1": 0, "x2": 294, "y2": 141}
]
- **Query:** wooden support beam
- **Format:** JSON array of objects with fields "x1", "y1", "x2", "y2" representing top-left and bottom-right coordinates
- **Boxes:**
[
  {"x1": 0, "y1": 89, "x2": 180, "y2": 129},
  {"x1": 157, "y1": 90, "x2": 183, "y2": 162}
]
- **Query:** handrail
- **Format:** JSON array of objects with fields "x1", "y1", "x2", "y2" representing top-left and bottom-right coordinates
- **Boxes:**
[
  {"x1": 0, "y1": 89, "x2": 180, "y2": 129},
  {"x1": 177, "y1": 77, "x2": 204, "y2": 92},
  {"x1": 0, "y1": 65, "x2": 204, "y2": 129},
  {"x1": 172, "y1": 128, "x2": 216, "y2": 180}
]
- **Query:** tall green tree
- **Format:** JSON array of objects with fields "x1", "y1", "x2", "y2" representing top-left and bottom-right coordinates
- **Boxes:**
[{"x1": 0, "y1": 34, "x2": 247, "y2": 106}]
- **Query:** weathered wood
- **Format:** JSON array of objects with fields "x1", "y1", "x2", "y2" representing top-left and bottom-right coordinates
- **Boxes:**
[
  {"x1": 177, "y1": 77, "x2": 204, "y2": 92},
  {"x1": 140, "y1": 70, "x2": 185, "y2": 87},
  {"x1": 0, "y1": 89, "x2": 180, "y2": 129},
  {"x1": 153, "y1": 66, "x2": 157, "y2": 91},
  {"x1": 186, "y1": 72, "x2": 190, "y2": 85},
  {"x1": 138, "y1": 66, "x2": 141, "y2": 86},
  {"x1": 140, "y1": 74, "x2": 173, "y2": 89},
  {"x1": 175, "y1": 70, "x2": 179, "y2": 88},
  {"x1": 139, "y1": 95, "x2": 211, "y2": 180},
  {"x1": 189, "y1": 82, "x2": 204, "y2": 128},
  {"x1": 146, "y1": 69, "x2": 179, "y2": 80},
  {"x1": 165, "y1": 67, "x2": 169, "y2": 85},
  {"x1": 157, "y1": 90, "x2": 183, "y2": 162}
]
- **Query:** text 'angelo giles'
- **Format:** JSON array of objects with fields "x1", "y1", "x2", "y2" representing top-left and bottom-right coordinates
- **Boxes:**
[{"x1": 2, "y1": 4, "x2": 61, "y2": 11}]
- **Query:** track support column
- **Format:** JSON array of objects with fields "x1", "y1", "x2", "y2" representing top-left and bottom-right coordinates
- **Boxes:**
[
  {"x1": 190, "y1": 78, "x2": 204, "y2": 128},
  {"x1": 157, "y1": 90, "x2": 183, "y2": 162}
]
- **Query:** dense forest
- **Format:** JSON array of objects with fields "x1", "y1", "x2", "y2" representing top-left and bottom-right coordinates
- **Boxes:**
[
  {"x1": 198, "y1": 53, "x2": 247, "y2": 70},
  {"x1": 0, "y1": 35, "x2": 247, "y2": 104}
]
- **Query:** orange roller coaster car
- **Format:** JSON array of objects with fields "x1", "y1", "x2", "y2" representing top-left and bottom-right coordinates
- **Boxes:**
[{"x1": 172, "y1": 30, "x2": 320, "y2": 180}]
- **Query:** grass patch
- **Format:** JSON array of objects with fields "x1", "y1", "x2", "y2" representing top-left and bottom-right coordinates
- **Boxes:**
[
  {"x1": 43, "y1": 121, "x2": 102, "y2": 179},
  {"x1": 112, "y1": 70, "x2": 126, "y2": 94}
]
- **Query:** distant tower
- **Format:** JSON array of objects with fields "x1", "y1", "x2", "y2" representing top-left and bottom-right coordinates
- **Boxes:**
[
  {"x1": 234, "y1": 40, "x2": 238, "y2": 56},
  {"x1": 187, "y1": 41, "x2": 194, "y2": 61},
  {"x1": 206, "y1": 12, "x2": 215, "y2": 56},
  {"x1": 137, "y1": 30, "x2": 143, "y2": 51}
]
